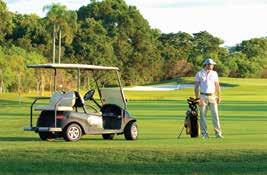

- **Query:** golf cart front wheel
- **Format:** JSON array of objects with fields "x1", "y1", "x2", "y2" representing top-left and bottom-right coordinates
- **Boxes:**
[
  {"x1": 63, "y1": 123, "x2": 82, "y2": 142},
  {"x1": 124, "y1": 122, "x2": 138, "y2": 140},
  {"x1": 102, "y1": 134, "x2": 115, "y2": 140}
]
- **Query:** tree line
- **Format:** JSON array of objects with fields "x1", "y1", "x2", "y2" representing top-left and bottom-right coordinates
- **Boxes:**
[{"x1": 0, "y1": 0, "x2": 266, "y2": 93}]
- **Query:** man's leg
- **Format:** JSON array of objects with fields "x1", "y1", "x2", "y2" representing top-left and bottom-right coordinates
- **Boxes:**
[
  {"x1": 199, "y1": 97, "x2": 208, "y2": 137},
  {"x1": 209, "y1": 102, "x2": 223, "y2": 137}
]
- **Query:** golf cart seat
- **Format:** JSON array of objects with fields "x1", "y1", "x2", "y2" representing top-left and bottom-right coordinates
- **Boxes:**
[
  {"x1": 34, "y1": 91, "x2": 76, "y2": 111},
  {"x1": 73, "y1": 91, "x2": 88, "y2": 113},
  {"x1": 73, "y1": 91, "x2": 85, "y2": 108}
]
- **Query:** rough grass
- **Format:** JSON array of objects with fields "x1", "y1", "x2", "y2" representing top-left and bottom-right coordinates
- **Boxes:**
[{"x1": 0, "y1": 77, "x2": 266, "y2": 175}]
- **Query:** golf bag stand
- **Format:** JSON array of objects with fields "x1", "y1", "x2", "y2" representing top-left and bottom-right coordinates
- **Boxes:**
[{"x1": 178, "y1": 97, "x2": 199, "y2": 138}]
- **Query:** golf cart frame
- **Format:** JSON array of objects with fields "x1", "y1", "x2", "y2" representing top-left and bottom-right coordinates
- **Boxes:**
[{"x1": 24, "y1": 63, "x2": 137, "y2": 141}]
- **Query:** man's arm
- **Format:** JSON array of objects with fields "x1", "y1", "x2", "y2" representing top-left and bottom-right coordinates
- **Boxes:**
[
  {"x1": 215, "y1": 81, "x2": 221, "y2": 103},
  {"x1": 194, "y1": 81, "x2": 200, "y2": 98}
]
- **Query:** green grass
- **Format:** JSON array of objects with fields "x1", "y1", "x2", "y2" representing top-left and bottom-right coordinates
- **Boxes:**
[{"x1": 0, "y1": 77, "x2": 267, "y2": 175}]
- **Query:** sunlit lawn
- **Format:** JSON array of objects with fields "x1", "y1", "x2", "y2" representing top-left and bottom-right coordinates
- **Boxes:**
[{"x1": 0, "y1": 77, "x2": 266, "y2": 175}]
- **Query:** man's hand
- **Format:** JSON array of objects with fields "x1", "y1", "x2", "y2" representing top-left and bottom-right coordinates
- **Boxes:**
[
  {"x1": 194, "y1": 81, "x2": 200, "y2": 99},
  {"x1": 215, "y1": 81, "x2": 221, "y2": 104},
  {"x1": 216, "y1": 97, "x2": 221, "y2": 104}
]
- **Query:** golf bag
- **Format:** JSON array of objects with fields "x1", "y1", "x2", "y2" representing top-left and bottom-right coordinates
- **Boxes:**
[{"x1": 178, "y1": 97, "x2": 199, "y2": 138}]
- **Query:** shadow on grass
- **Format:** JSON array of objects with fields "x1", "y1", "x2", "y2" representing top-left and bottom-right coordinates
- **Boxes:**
[
  {"x1": 0, "y1": 98, "x2": 48, "y2": 107},
  {"x1": 0, "y1": 136, "x2": 40, "y2": 142},
  {"x1": 0, "y1": 99, "x2": 30, "y2": 106},
  {"x1": 225, "y1": 132, "x2": 267, "y2": 136},
  {"x1": 81, "y1": 137, "x2": 177, "y2": 141},
  {"x1": 220, "y1": 82, "x2": 239, "y2": 87},
  {"x1": 0, "y1": 149, "x2": 266, "y2": 175},
  {"x1": 0, "y1": 113, "x2": 28, "y2": 117},
  {"x1": 0, "y1": 136, "x2": 179, "y2": 142}
]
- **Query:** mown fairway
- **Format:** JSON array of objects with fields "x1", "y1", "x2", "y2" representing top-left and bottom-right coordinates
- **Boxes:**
[{"x1": 0, "y1": 78, "x2": 266, "y2": 175}]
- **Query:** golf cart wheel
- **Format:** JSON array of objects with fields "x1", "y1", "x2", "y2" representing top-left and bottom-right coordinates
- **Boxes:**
[
  {"x1": 38, "y1": 132, "x2": 53, "y2": 141},
  {"x1": 124, "y1": 122, "x2": 138, "y2": 140},
  {"x1": 102, "y1": 134, "x2": 115, "y2": 140},
  {"x1": 63, "y1": 123, "x2": 82, "y2": 142}
]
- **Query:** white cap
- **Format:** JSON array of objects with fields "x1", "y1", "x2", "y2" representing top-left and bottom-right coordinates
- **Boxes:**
[{"x1": 203, "y1": 58, "x2": 216, "y2": 65}]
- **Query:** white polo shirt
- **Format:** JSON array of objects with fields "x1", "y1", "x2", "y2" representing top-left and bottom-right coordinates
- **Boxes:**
[{"x1": 195, "y1": 69, "x2": 219, "y2": 94}]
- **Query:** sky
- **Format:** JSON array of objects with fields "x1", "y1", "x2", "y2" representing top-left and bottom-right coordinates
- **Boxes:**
[{"x1": 4, "y1": 0, "x2": 267, "y2": 46}]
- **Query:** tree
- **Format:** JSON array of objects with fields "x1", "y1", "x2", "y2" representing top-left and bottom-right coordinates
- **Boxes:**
[
  {"x1": 72, "y1": 18, "x2": 117, "y2": 86},
  {"x1": 1, "y1": 45, "x2": 47, "y2": 94},
  {"x1": 4, "y1": 46, "x2": 25, "y2": 95},
  {"x1": 229, "y1": 38, "x2": 267, "y2": 77},
  {"x1": 43, "y1": 3, "x2": 77, "y2": 63},
  {"x1": 0, "y1": 46, "x2": 14, "y2": 93},
  {"x1": 234, "y1": 38, "x2": 267, "y2": 63},
  {"x1": 74, "y1": 18, "x2": 116, "y2": 65},
  {"x1": 222, "y1": 52, "x2": 262, "y2": 77},
  {"x1": 77, "y1": 0, "x2": 164, "y2": 85},
  {"x1": 159, "y1": 32, "x2": 193, "y2": 79},
  {"x1": 189, "y1": 31, "x2": 226, "y2": 73},
  {"x1": 8, "y1": 14, "x2": 50, "y2": 54},
  {"x1": 0, "y1": 0, "x2": 13, "y2": 43},
  {"x1": 25, "y1": 51, "x2": 47, "y2": 95}
]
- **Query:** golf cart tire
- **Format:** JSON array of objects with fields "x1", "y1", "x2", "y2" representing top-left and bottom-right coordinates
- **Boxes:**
[
  {"x1": 124, "y1": 122, "x2": 138, "y2": 140},
  {"x1": 102, "y1": 134, "x2": 115, "y2": 140},
  {"x1": 63, "y1": 123, "x2": 82, "y2": 142},
  {"x1": 38, "y1": 132, "x2": 53, "y2": 141}
]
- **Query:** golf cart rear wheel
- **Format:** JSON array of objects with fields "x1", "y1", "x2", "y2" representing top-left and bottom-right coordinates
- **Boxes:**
[
  {"x1": 63, "y1": 123, "x2": 82, "y2": 142},
  {"x1": 38, "y1": 132, "x2": 53, "y2": 141},
  {"x1": 124, "y1": 122, "x2": 138, "y2": 140},
  {"x1": 102, "y1": 134, "x2": 115, "y2": 140}
]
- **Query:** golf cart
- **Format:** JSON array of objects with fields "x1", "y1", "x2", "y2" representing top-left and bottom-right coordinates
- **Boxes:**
[{"x1": 24, "y1": 63, "x2": 138, "y2": 141}]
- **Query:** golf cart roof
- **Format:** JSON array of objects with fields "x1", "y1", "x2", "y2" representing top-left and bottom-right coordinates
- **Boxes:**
[{"x1": 27, "y1": 63, "x2": 119, "y2": 71}]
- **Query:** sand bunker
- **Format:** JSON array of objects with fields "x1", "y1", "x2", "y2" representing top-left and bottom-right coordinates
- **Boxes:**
[{"x1": 124, "y1": 84, "x2": 194, "y2": 91}]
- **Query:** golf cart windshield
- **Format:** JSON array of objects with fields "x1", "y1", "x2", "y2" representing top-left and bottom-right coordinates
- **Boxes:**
[{"x1": 100, "y1": 88, "x2": 125, "y2": 109}]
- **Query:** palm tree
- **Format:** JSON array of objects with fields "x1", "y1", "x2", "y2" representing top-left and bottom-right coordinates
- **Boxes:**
[{"x1": 43, "y1": 4, "x2": 77, "y2": 63}]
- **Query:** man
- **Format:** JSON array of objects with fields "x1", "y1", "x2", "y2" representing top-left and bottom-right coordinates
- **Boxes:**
[{"x1": 194, "y1": 58, "x2": 223, "y2": 138}]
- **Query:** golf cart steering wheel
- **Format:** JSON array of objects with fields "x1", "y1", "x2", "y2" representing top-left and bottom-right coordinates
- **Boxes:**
[{"x1": 84, "y1": 89, "x2": 95, "y2": 101}]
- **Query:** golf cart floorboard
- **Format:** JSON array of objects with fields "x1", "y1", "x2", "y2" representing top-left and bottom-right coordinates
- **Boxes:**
[
  {"x1": 24, "y1": 127, "x2": 62, "y2": 132},
  {"x1": 88, "y1": 129, "x2": 123, "y2": 135}
]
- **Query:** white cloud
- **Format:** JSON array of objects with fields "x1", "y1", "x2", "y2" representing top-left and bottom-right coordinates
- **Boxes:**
[
  {"x1": 4, "y1": 0, "x2": 91, "y2": 16},
  {"x1": 127, "y1": 0, "x2": 267, "y2": 8}
]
